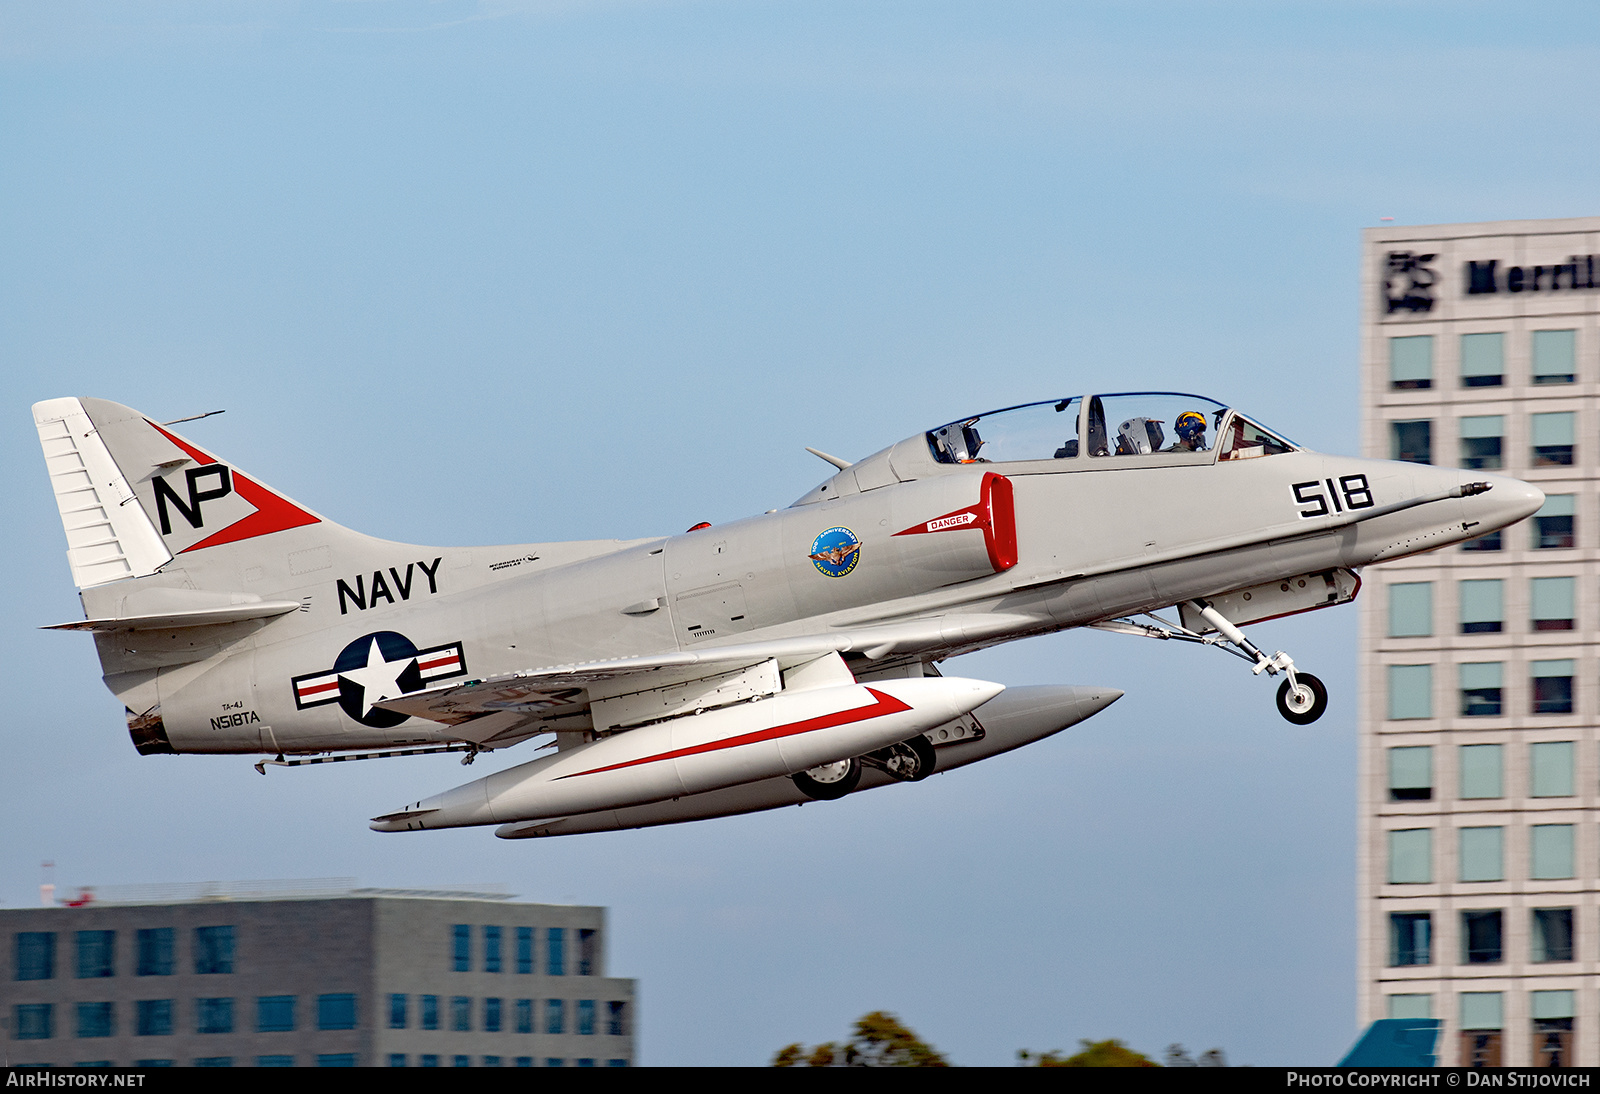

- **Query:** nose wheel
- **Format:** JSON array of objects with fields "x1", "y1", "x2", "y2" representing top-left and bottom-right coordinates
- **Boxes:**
[
  {"x1": 1276, "y1": 673, "x2": 1328, "y2": 725},
  {"x1": 1089, "y1": 597, "x2": 1331, "y2": 725}
]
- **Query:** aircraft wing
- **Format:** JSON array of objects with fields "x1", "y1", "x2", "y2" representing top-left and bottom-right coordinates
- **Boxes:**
[{"x1": 373, "y1": 612, "x2": 1037, "y2": 726}]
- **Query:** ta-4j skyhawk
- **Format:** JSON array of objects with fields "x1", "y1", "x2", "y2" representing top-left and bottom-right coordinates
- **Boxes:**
[{"x1": 33, "y1": 393, "x2": 1542, "y2": 838}]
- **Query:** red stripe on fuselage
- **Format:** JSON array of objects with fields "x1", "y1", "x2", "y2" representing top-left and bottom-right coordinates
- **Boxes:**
[{"x1": 556, "y1": 687, "x2": 913, "y2": 781}]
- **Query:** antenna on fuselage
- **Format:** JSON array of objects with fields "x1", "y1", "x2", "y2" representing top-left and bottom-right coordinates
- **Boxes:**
[{"x1": 805, "y1": 447, "x2": 853, "y2": 470}]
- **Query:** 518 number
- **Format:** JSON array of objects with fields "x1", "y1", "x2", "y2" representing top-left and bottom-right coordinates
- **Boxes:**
[{"x1": 1292, "y1": 475, "x2": 1374, "y2": 517}]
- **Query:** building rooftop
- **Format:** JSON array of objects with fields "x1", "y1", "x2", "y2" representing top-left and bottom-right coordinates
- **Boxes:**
[{"x1": 16, "y1": 878, "x2": 521, "y2": 909}]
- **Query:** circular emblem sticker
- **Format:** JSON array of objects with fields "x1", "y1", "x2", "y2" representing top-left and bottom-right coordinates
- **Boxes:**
[{"x1": 809, "y1": 526, "x2": 862, "y2": 578}]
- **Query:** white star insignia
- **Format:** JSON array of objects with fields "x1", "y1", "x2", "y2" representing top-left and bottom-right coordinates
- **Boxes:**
[{"x1": 336, "y1": 638, "x2": 417, "y2": 718}]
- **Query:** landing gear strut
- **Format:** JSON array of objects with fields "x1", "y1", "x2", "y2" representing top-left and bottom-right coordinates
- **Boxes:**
[
  {"x1": 865, "y1": 735, "x2": 937, "y2": 782},
  {"x1": 1090, "y1": 598, "x2": 1329, "y2": 725}
]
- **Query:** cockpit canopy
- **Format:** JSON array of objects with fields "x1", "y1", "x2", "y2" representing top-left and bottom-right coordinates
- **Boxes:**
[{"x1": 927, "y1": 392, "x2": 1298, "y2": 465}]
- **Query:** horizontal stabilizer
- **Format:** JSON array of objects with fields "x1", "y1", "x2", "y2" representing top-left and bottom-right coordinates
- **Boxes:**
[{"x1": 44, "y1": 600, "x2": 302, "y2": 633}]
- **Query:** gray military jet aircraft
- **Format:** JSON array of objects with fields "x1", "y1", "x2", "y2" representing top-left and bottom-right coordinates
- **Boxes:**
[{"x1": 33, "y1": 393, "x2": 1542, "y2": 839}]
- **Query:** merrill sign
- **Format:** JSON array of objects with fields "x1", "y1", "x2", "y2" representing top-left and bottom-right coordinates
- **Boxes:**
[{"x1": 1382, "y1": 249, "x2": 1600, "y2": 313}]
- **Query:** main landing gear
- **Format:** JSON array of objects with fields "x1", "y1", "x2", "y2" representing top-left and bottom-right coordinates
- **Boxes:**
[
  {"x1": 1091, "y1": 598, "x2": 1329, "y2": 725},
  {"x1": 792, "y1": 734, "x2": 939, "y2": 801}
]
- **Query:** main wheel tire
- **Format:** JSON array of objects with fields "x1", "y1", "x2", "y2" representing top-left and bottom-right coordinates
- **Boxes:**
[
  {"x1": 1276, "y1": 673, "x2": 1328, "y2": 725},
  {"x1": 905, "y1": 734, "x2": 937, "y2": 782},
  {"x1": 793, "y1": 757, "x2": 862, "y2": 800}
]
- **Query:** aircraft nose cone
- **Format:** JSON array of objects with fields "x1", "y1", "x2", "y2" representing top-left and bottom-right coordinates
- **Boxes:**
[{"x1": 1472, "y1": 474, "x2": 1545, "y2": 532}]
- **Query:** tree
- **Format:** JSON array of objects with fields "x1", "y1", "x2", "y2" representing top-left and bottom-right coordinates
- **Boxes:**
[
  {"x1": 1017, "y1": 1039, "x2": 1158, "y2": 1067},
  {"x1": 771, "y1": 1012, "x2": 949, "y2": 1066}
]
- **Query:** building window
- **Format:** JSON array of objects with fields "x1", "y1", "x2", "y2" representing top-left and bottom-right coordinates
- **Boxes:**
[
  {"x1": 607, "y1": 1001, "x2": 628, "y2": 1037},
  {"x1": 1531, "y1": 577, "x2": 1576, "y2": 630},
  {"x1": 516, "y1": 998, "x2": 533, "y2": 1033},
  {"x1": 389, "y1": 1055, "x2": 407, "y2": 1067},
  {"x1": 1390, "y1": 335, "x2": 1434, "y2": 390},
  {"x1": 1459, "y1": 579, "x2": 1503, "y2": 634},
  {"x1": 1532, "y1": 411, "x2": 1575, "y2": 465},
  {"x1": 1460, "y1": 663, "x2": 1503, "y2": 716},
  {"x1": 134, "y1": 1061, "x2": 173, "y2": 1068},
  {"x1": 546, "y1": 999, "x2": 566, "y2": 1035},
  {"x1": 1388, "y1": 994, "x2": 1432, "y2": 1020},
  {"x1": 577, "y1": 1000, "x2": 595, "y2": 1035},
  {"x1": 1532, "y1": 660, "x2": 1574, "y2": 714},
  {"x1": 1531, "y1": 909, "x2": 1574, "y2": 962},
  {"x1": 1391, "y1": 420, "x2": 1432, "y2": 464},
  {"x1": 259, "y1": 1056, "x2": 295, "y2": 1067},
  {"x1": 257, "y1": 996, "x2": 296, "y2": 1033},
  {"x1": 75, "y1": 931, "x2": 114, "y2": 979},
  {"x1": 453, "y1": 1056, "x2": 471, "y2": 1068},
  {"x1": 1459, "y1": 415, "x2": 1504, "y2": 469},
  {"x1": 421, "y1": 995, "x2": 439, "y2": 1031},
  {"x1": 1460, "y1": 332, "x2": 1504, "y2": 388},
  {"x1": 318, "y1": 994, "x2": 357, "y2": 1031},
  {"x1": 517, "y1": 1057, "x2": 533, "y2": 1067},
  {"x1": 1388, "y1": 583, "x2": 1432, "y2": 637},
  {"x1": 484, "y1": 926, "x2": 502, "y2": 974},
  {"x1": 484, "y1": 1056, "x2": 502, "y2": 1067},
  {"x1": 14, "y1": 1003, "x2": 52, "y2": 1040},
  {"x1": 135, "y1": 1000, "x2": 172, "y2": 1037},
  {"x1": 193, "y1": 1058, "x2": 232, "y2": 1067},
  {"x1": 388, "y1": 993, "x2": 407, "y2": 1030},
  {"x1": 318, "y1": 1054, "x2": 357, "y2": 1067},
  {"x1": 136, "y1": 929, "x2": 173, "y2": 977},
  {"x1": 1459, "y1": 743, "x2": 1503, "y2": 799},
  {"x1": 1462, "y1": 910, "x2": 1503, "y2": 963},
  {"x1": 1388, "y1": 746, "x2": 1432, "y2": 801},
  {"x1": 196, "y1": 998, "x2": 234, "y2": 1034},
  {"x1": 578, "y1": 929, "x2": 596, "y2": 976},
  {"x1": 451, "y1": 996, "x2": 472, "y2": 1032},
  {"x1": 1532, "y1": 329, "x2": 1577, "y2": 384},
  {"x1": 452, "y1": 925, "x2": 471, "y2": 972},
  {"x1": 1531, "y1": 824, "x2": 1575, "y2": 879},
  {"x1": 1532, "y1": 495, "x2": 1576, "y2": 549},
  {"x1": 1529, "y1": 741, "x2": 1575, "y2": 797},
  {"x1": 548, "y1": 928, "x2": 566, "y2": 976},
  {"x1": 421, "y1": 1055, "x2": 440, "y2": 1067},
  {"x1": 1532, "y1": 991, "x2": 1575, "y2": 1068},
  {"x1": 75, "y1": 1002, "x2": 114, "y2": 1038},
  {"x1": 1462, "y1": 530, "x2": 1503, "y2": 552},
  {"x1": 1387, "y1": 664, "x2": 1433, "y2": 720},
  {"x1": 1388, "y1": 828, "x2": 1432, "y2": 883},
  {"x1": 1460, "y1": 993, "x2": 1503, "y2": 1068},
  {"x1": 485, "y1": 997, "x2": 502, "y2": 1033},
  {"x1": 1459, "y1": 826, "x2": 1504, "y2": 882},
  {"x1": 516, "y1": 927, "x2": 533, "y2": 974},
  {"x1": 607, "y1": 1059, "x2": 629, "y2": 1067},
  {"x1": 16, "y1": 932, "x2": 55, "y2": 981},
  {"x1": 193, "y1": 927, "x2": 234, "y2": 975}
]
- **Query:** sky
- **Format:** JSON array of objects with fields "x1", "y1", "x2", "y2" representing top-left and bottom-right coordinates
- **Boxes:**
[{"x1": 4, "y1": 0, "x2": 1600, "y2": 1067}]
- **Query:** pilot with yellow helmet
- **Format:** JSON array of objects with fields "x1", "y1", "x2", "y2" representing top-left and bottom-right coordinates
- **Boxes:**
[{"x1": 1168, "y1": 410, "x2": 1209, "y2": 453}]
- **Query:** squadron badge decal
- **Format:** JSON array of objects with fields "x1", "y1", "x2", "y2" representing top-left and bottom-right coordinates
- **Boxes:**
[
  {"x1": 291, "y1": 631, "x2": 468, "y2": 729},
  {"x1": 809, "y1": 526, "x2": 862, "y2": 578}
]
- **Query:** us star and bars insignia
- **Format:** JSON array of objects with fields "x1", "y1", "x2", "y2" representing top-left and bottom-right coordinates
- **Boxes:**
[{"x1": 291, "y1": 630, "x2": 468, "y2": 729}]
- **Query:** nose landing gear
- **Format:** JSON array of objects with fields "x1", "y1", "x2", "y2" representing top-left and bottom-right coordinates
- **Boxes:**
[
  {"x1": 1188, "y1": 598, "x2": 1329, "y2": 725},
  {"x1": 1089, "y1": 596, "x2": 1330, "y2": 725}
]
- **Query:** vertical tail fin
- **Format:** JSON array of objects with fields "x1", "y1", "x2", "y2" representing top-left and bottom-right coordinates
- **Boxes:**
[
  {"x1": 33, "y1": 398, "x2": 174, "y2": 588},
  {"x1": 33, "y1": 397, "x2": 327, "y2": 592}
]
